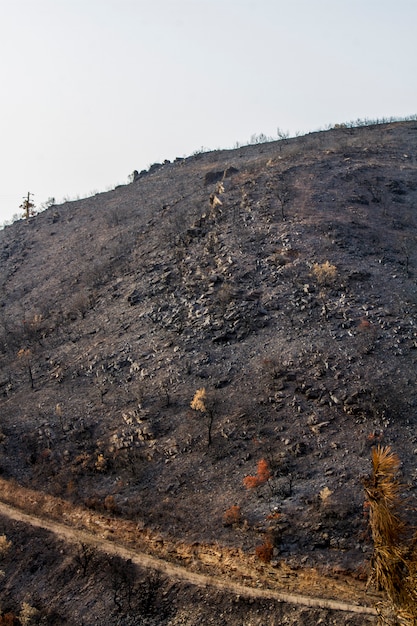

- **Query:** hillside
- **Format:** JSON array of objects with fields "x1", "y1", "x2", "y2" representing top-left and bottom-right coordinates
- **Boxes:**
[{"x1": 0, "y1": 121, "x2": 417, "y2": 623}]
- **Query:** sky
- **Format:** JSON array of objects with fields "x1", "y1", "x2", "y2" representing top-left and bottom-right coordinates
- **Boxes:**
[{"x1": 1, "y1": 0, "x2": 416, "y2": 224}]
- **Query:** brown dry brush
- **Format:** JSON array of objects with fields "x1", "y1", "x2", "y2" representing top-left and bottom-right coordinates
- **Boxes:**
[
  {"x1": 243, "y1": 459, "x2": 271, "y2": 490},
  {"x1": 255, "y1": 536, "x2": 274, "y2": 564},
  {"x1": 223, "y1": 505, "x2": 242, "y2": 527},
  {"x1": 362, "y1": 445, "x2": 417, "y2": 624}
]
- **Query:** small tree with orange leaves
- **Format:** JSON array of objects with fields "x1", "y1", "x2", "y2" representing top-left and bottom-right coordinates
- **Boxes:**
[{"x1": 243, "y1": 459, "x2": 271, "y2": 490}]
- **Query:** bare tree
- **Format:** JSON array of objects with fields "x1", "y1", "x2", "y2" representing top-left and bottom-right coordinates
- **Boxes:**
[
  {"x1": 277, "y1": 127, "x2": 290, "y2": 152},
  {"x1": 108, "y1": 555, "x2": 136, "y2": 612},
  {"x1": 75, "y1": 542, "x2": 95, "y2": 577},
  {"x1": 276, "y1": 176, "x2": 292, "y2": 220},
  {"x1": 17, "y1": 348, "x2": 34, "y2": 389}
]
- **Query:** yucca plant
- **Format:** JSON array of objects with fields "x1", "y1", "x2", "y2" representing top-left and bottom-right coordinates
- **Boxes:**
[{"x1": 363, "y1": 445, "x2": 417, "y2": 624}]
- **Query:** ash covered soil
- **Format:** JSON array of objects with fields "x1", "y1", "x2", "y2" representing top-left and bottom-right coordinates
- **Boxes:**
[{"x1": 0, "y1": 121, "x2": 417, "y2": 622}]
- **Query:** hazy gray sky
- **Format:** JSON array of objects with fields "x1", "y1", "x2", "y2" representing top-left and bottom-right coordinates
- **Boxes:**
[{"x1": 1, "y1": 0, "x2": 416, "y2": 223}]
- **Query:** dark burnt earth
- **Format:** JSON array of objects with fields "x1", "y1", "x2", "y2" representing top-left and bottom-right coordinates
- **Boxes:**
[{"x1": 0, "y1": 120, "x2": 417, "y2": 623}]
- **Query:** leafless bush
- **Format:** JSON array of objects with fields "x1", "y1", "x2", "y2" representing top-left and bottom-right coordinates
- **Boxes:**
[
  {"x1": 17, "y1": 348, "x2": 34, "y2": 389},
  {"x1": 82, "y1": 260, "x2": 110, "y2": 288},
  {"x1": 275, "y1": 176, "x2": 293, "y2": 220},
  {"x1": 105, "y1": 207, "x2": 129, "y2": 227},
  {"x1": 108, "y1": 555, "x2": 136, "y2": 612},
  {"x1": 261, "y1": 357, "x2": 284, "y2": 388},
  {"x1": 136, "y1": 572, "x2": 163, "y2": 618},
  {"x1": 216, "y1": 283, "x2": 235, "y2": 312},
  {"x1": 69, "y1": 291, "x2": 94, "y2": 319}
]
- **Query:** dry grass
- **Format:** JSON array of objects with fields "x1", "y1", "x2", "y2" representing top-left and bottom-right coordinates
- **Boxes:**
[
  {"x1": 311, "y1": 261, "x2": 337, "y2": 286},
  {"x1": 0, "y1": 535, "x2": 11, "y2": 557},
  {"x1": 363, "y1": 445, "x2": 417, "y2": 624},
  {"x1": 0, "y1": 477, "x2": 375, "y2": 606}
]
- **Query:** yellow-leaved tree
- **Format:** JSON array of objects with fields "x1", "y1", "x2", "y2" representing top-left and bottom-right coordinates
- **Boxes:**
[{"x1": 190, "y1": 388, "x2": 216, "y2": 446}]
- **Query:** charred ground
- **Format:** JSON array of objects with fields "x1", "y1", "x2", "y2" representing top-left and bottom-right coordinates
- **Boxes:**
[{"x1": 0, "y1": 121, "x2": 417, "y2": 622}]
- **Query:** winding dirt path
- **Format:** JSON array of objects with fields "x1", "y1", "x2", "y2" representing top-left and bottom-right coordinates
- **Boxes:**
[{"x1": 0, "y1": 499, "x2": 376, "y2": 618}]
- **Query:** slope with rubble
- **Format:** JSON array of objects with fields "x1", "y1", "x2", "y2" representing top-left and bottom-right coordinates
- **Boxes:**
[{"x1": 0, "y1": 121, "x2": 417, "y2": 622}]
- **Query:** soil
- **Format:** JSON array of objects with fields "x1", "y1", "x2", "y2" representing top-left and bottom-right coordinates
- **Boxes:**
[
  {"x1": 0, "y1": 493, "x2": 376, "y2": 625},
  {"x1": 0, "y1": 120, "x2": 417, "y2": 622}
]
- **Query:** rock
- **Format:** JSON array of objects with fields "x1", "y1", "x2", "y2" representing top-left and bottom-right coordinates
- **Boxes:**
[
  {"x1": 148, "y1": 162, "x2": 162, "y2": 173},
  {"x1": 386, "y1": 179, "x2": 406, "y2": 194},
  {"x1": 212, "y1": 331, "x2": 233, "y2": 343},
  {"x1": 224, "y1": 165, "x2": 239, "y2": 178},
  {"x1": 127, "y1": 290, "x2": 141, "y2": 305},
  {"x1": 204, "y1": 166, "x2": 239, "y2": 186},
  {"x1": 204, "y1": 170, "x2": 224, "y2": 186}
]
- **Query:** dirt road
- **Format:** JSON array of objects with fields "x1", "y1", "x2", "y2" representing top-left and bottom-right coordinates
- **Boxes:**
[{"x1": 0, "y1": 499, "x2": 376, "y2": 618}]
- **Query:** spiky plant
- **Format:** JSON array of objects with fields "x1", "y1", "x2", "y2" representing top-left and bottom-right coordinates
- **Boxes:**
[{"x1": 363, "y1": 445, "x2": 417, "y2": 624}]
